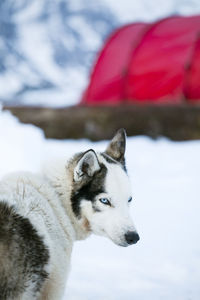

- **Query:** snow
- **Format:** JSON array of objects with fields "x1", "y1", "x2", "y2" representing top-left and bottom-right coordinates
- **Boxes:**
[
  {"x1": 105, "y1": 0, "x2": 200, "y2": 23},
  {"x1": 0, "y1": 108, "x2": 200, "y2": 299},
  {"x1": 0, "y1": 0, "x2": 117, "y2": 106}
]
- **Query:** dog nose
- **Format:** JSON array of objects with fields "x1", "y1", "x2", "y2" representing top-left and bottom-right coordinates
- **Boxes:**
[{"x1": 125, "y1": 231, "x2": 140, "y2": 245}]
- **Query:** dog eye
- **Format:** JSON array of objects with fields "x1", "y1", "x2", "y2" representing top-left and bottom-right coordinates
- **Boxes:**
[
  {"x1": 99, "y1": 198, "x2": 111, "y2": 206},
  {"x1": 128, "y1": 197, "x2": 132, "y2": 203}
]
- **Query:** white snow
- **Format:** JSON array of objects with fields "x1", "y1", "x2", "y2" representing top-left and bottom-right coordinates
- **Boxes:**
[
  {"x1": 0, "y1": 108, "x2": 200, "y2": 299},
  {"x1": 105, "y1": 0, "x2": 200, "y2": 23}
]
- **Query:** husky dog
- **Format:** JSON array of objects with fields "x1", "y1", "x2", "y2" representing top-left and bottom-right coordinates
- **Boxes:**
[{"x1": 0, "y1": 129, "x2": 139, "y2": 300}]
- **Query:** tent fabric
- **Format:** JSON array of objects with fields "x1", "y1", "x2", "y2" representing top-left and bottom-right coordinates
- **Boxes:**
[
  {"x1": 184, "y1": 36, "x2": 200, "y2": 101},
  {"x1": 125, "y1": 15, "x2": 200, "y2": 103},
  {"x1": 83, "y1": 23, "x2": 148, "y2": 104},
  {"x1": 81, "y1": 15, "x2": 200, "y2": 105}
]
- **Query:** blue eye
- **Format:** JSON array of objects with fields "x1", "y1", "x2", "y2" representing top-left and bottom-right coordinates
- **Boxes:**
[
  {"x1": 128, "y1": 197, "x2": 132, "y2": 203},
  {"x1": 99, "y1": 198, "x2": 111, "y2": 205}
]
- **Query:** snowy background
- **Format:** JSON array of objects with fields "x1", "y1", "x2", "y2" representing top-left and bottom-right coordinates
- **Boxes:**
[
  {"x1": 1, "y1": 108, "x2": 200, "y2": 300},
  {"x1": 1, "y1": 0, "x2": 200, "y2": 106}
]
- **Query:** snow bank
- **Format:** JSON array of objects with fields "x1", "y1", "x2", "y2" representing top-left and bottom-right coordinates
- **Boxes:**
[
  {"x1": 0, "y1": 109, "x2": 44, "y2": 177},
  {"x1": 0, "y1": 109, "x2": 200, "y2": 299}
]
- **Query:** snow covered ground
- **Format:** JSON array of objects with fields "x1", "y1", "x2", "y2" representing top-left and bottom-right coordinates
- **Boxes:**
[{"x1": 1, "y1": 108, "x2": 200, "y2": 299}]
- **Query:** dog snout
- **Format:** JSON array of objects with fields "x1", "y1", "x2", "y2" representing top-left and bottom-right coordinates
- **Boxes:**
[{"x1": 125, "y1": 231, "x2": 140, "y2": 245}]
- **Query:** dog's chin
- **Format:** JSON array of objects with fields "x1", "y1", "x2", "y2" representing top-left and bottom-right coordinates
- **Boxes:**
[
  {"x1": 92, "y1": 229, "x2": 129, "y2": 247},
  {"x1": 115, "y1": 241, "x2": 129, "y2": 247},
  {"x1": 110, "y1": 238, "x2": 129, "y2": 247}
]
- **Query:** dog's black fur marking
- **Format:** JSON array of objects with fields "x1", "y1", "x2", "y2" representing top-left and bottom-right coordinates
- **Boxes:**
[
  {"x1": 101, "y1": 153, "x2": 117, "y2": 164},
  {"x1": 71, "y1": 164, "x2": 107, "y2": 217},
  {"x1": 0, "y1": 201, "x2": 49, "y2": 299},
  {"x1": 101, "y1": 152, "x2": 127, "y2": 172}
]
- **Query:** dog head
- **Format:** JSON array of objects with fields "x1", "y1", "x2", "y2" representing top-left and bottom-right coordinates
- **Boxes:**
[{"x1": 71, "y1": 129, "x2": 139, "y2": 247}]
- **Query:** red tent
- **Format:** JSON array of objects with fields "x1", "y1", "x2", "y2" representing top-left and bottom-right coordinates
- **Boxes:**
[{"x1": 81, "y1": 15, "x2": 200, "y2": 105}]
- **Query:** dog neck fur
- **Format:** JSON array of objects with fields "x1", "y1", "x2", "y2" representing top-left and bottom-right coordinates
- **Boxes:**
[{"x1": 43, "y1": 157, "x2": 92, "y2": 241}]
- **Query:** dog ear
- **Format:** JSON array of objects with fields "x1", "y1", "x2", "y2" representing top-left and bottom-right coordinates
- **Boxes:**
[
  {"x1": 74, "y1": 149, "x2": 100, "y2": 182},
  {"x1": 105, "y1": 128, "x2": 126, "y2": 164}
]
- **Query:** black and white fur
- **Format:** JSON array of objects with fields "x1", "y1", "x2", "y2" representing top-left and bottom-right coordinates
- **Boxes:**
[{"x1": 0, "y1": 129, "x2": 139, "y2": 299}]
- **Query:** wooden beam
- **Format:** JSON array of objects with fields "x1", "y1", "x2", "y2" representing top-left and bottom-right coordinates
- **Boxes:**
[{"x1": 3, "y1": 104, "x2": 200, "y2": 141}]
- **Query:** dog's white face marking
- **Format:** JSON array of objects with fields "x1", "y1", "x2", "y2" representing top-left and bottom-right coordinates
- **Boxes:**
[
  {"x1": 80, "y1": 161, "x2": 139, "y2": 247},
  {"x1": 72, "y1": 129, "x2": 140, "y2": 247}
]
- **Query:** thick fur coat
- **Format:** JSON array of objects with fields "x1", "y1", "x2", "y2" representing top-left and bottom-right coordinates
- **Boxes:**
[{"x1": 0, "y1": 129, "x2": 139, "y2": 299}]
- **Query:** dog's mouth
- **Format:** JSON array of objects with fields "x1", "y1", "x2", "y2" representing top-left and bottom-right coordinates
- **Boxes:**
[
  {"x1": 91, "y1": 225, "x2": 139, "y2": 247},
  {"x1": 111, "y1": 239, "x2": 130, "y2": 247},
  {"x1": 116, "y1": 241, "x2": 129, "y2": 247},
  {"x1": 108, "y1": 232, "x2": 140, "y2": 247},
  {"x1": 107, "y1": 234, "x2": 129, "y2": 247}
]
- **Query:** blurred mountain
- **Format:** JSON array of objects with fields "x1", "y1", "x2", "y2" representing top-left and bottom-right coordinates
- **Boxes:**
[{"x1": 0, "y1": 0, "x2": 118, "y2": 106}]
